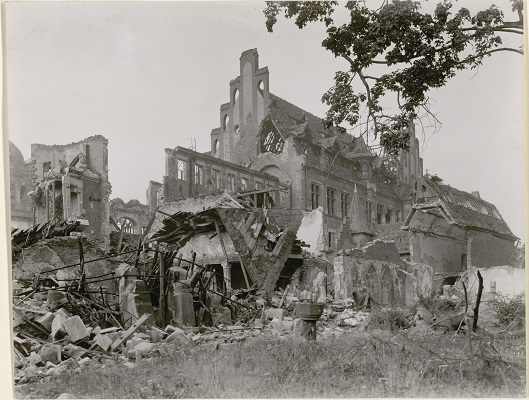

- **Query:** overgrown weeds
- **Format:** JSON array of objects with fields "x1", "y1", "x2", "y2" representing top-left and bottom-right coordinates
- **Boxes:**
[
  {"x1": 489, "y1": 292, "x2": 526, "y2": 330},
  {"x1": 366, "y1": 307, "x2": 413, "y2": 331},
  {"x1": 16, "y1": 330, "x2": 525, "y2": 398}
]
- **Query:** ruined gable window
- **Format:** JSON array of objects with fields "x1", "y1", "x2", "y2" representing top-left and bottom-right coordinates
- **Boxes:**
[
  {"x1": 212, "y1": 169, "x2": 221, "y2": 189},
  {"x1": 233, "y1": 88, "x2": 239, "y2": 104},
  {"x1": 241, "y1": 177, "x2": 249, "y2": 191},
  {"x1": 228, "y1": 173, "x2": 236, "y2": 192},
  {"x1": 327, "y1": 187, "x2": 336, "y2": 216},
  {"x1": 213, "y1": 140, "x2": 220, "y2": 156},
  {"x1": 341, "y1": 192, "x2": 350, "y2": 217},
  {"x1": 195, "y1": 164, "x2": 204, "y2": 186},
  {"x1": 311, "y1": 182, "x2": 321, "y2": 210},
  {"x1": 377, "y1": 204, "x2": 385, "y2": 224},
  {"x1": 118, "y1": 217, "x2": 136, "y2": 234},
  {"x1": 223, "y1": 115, "x2": 230, "y2": 131},
  {"x1": 177, "y1": 159, "x2": 189, "y2": 181},
  {"x1": 366, "y1": 201, "x2": 373, "y2": 222},
  {"x1": 261, "y1": 129, "x2": 284, "y2": 154}
]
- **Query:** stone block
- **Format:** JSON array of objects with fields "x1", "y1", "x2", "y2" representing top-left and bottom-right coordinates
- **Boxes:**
[
  {"x1": 40, "y1": 344, "x2": 61, "y2": 365},
  {"x1": 212, "y1": 306, "x2": 232, "y2": 326},
  {"x1": 265, "y1": 308, "x2": 284, "y2": 320},
  {"x1": 63, "y1": 316, "x2": 89, "y2": 342},
  {"x1": 171, "y1": 292, "x2": 195, "y2": 327},
  {"x1": 164, "y1": 330, "x2": 190, "y2": 346},
  {"x1": 46, "y1": 290, "x2": 66, "y2": 305},
  {"x1": 35, "y1": 312, "x2": 55, "y2": 332},
  {"x1": 133, "y1": 341, "x2": 153, "y2": 356},
  {"x1": 27, "y1": 352, "x2": 42, "y2": 366},
  {"x1": 293, "y1": 318, "x2": 317, "y2": 341},
  {"x1": 62, "y1": 344, "x2": 87, "y2": 359},
  {"x1": 93, "y1": 334, "x2": 112, "y2": 352},
  {"x1": 51, "y1": 314, "x2": 67, "y2": 339}
]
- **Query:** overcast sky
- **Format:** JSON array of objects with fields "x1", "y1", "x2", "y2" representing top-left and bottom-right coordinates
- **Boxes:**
[{"x1": 5, "y1": 1, "x2": 525, "y2": 242}]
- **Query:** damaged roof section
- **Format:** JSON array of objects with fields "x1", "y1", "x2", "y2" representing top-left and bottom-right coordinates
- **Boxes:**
[
  {"x1": 148, "y1": 207, "x2": 305, "y2": 295},
  {"x1": 408, "y1": 175, "x2": 517, "y2": 240}
]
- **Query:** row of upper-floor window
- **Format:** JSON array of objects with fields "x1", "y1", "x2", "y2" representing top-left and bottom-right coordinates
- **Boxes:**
[
  {"x1": 175, "y1": 159, "x2": 268, "y2": 192},
  {"x1": 310, "y1": 182, "x2": 402, "y2": 223}
]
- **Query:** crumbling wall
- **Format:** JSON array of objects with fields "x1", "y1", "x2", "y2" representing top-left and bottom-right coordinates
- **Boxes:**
[
  {"x1": 408, "y1": 211, "x2": 467, "y2": 274},
  {"x1": 110, "y1": 198, "x2": 151, "y2": 234},
  {"x1": 296, "y1": 207, "x2": 325, "y2": 254},
  {"x1": 334, "y1": 240, "x2": 416, "y2": 306},
  {"x1": 467, "y1": 230, "x2": 517, "y2": 268}
]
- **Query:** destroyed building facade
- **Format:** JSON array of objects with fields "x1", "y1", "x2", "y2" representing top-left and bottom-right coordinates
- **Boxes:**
[
  {"x1": 163, "y1": 49, "x2": 423, "y2": 256},
  {"x1": 403, "y1": 174, "x2": 519, "y2": 274},
  {"x1": 27, "y1": 135, "x2": 112, "y2": 243},
  {"x1": 9, "y1": 141, "x2": 33, "y2": 229}
]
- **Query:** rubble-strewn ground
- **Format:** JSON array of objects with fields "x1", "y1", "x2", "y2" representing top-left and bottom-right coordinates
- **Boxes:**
[{"x1": 14, "y1": 316, "x2": 526, "y2": 399}]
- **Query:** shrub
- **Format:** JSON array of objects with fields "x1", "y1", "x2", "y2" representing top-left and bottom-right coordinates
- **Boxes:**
[
  {"x1": 366, "y1": 307, "x2": 413, "y2": 332},
  {"x1": 489, "y1": 292, "x2": 525, "y2": 329}
]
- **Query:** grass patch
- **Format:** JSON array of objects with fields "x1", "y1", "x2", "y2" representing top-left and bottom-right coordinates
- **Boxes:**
[{"x1": 15, "y1": 330, "x2": 525, "y2": 398}]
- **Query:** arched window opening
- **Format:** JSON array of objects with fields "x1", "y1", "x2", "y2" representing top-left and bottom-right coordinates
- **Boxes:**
[
  {"x1": 223, "y1": 115, "x2": 230, "y2": 131},
  {"x1": 260, "y1": 129, "x2": 284, "y2": 154},
  {"x1": 118, "y1": 217, "x2": 136, "y2": 234},
  {"x1": 233, "y1": 88, "x2": 239, "y2": 103},
  {"x1": 213, "y1": 139, "x2": 219, "y2": 155},
  {"x1": 257, "y1": 80, "x2": 264, "y2": 94}
]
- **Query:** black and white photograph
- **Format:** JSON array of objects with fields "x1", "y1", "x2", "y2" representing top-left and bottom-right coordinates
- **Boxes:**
[{"x1": 4, "y1": 0, "x2": 526, "y2": 398}]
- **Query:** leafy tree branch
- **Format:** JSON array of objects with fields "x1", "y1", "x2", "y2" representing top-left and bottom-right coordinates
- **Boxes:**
[{"x1": 264, "y1": 0, "x2": 523, "y2": 155}]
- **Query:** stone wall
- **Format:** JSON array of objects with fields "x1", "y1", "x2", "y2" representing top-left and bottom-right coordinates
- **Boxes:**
[
  {"x1": 333, "y1": 240, "x2": 433, "y2": 307},
  {"x1": 467, "y1": 230, "x2": 517, "y2": 268}
]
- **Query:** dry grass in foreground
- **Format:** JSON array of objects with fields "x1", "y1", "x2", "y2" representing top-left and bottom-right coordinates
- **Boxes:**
[{"x1": 15, "y1": 328, "x2": 525, "y2": 399}]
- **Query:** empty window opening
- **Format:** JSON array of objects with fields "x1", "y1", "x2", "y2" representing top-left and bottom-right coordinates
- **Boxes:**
[
  {"x1": 195, "y1": 164, "x2": 204, "y2": 185},
  {"x1": 234, "y1": 124, "x2": 240, "y2": 133},
  {"x1": 386, "y1": 208, "x2": 393, "y2": 224},
  {"x1": 327, "y1": 187, "x2": 336, "y2": 216},
  {"x1": 241, "y1": 177, "x2": 249, "y2": 191},
  {"x1": 212, "y1": 169, "x2": 221, "y2": 189},
  {"x1": 223, "y1": 114, "x2": 230, "y2": 131},
  {"x1": 233, "y1": 88, "x2": 239, "y2": 104},
  {"x1": 43, "y1": 161, "x2": 52, "y2": 178},
  {"x1": 396, "y1": 210, "x2": 402, "y2": 223},
  {"x1": 366, "y1": 201, "x2": 373, "y2": 222},
  {"x1": 177, "y1": 159, "x2": 189, "y2": 181},
  {"x1": 213, "y1": 139, "x2": 219, "y2": 155},
  {"x1": 228, "y1": 174, "x2": 236, "y2": 192},
  {"x1": 118, "y1": 217, "x2": 136, "y2": 234},
  {"x1": 257, "y1": 80, "x2": 264, "y2": 94},
  {"x1": 341, "y1": 192, "x2": 350, "y2": 217},
  {"x1": 328, "y1": 231, "x2": 335, "y2": 249},
  {"x1": 311, "y1": 182, "x2": 321, "y2": 210},
  {"x1": 377, "y1": 204, "x2": 385, "y2": 224}
]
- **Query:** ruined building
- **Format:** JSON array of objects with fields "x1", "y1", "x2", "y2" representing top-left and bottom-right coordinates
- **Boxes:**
[
  {"x1": 162, "y1": 49, "x2": 423, "y2": 254},
  {"x1": 9, "y1": 141, "x2": 33, "y2": 229},
  {"x1": 403, "y1": 174, "x2": 519, "y2": 273},
  {"x1": 26, "y1": 135, "x2": 112, "y2": 243}
]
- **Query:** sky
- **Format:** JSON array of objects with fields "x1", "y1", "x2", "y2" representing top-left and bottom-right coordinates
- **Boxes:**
[{"x1": 5, "y1": 0, "x2": 526, "y2": 241}]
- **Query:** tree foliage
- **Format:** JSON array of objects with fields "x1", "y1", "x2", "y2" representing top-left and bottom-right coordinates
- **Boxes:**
[{"x1": 264, "y1": 0, "x2": 523, "y2": 155}]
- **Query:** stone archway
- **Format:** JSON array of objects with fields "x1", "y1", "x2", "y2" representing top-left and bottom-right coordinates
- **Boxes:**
[{"x1": 117, "y1": 216, "x2": 140, "y2": 234}]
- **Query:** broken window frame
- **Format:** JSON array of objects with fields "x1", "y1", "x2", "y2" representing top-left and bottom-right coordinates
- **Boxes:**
[
  {"x1": 328, "y1": 231, "x2": 335, "y2": 250},
  {"x1": 195, "y1": 164, "x2": 204, "y2": 186},
  {"x1": 228, "y1": 173, "x2": 236, "y2": 192},
  {"x1": 341, "y1": 192, "x2": 350, "y2": 218},
  {"x1": 310, "y1": 182, "x2": 321, "y2": 210},
  {"x1": 366, "y1": 201, "x2": 373, "y2": 222},
  {"x1": 327, "y1": 187, "x2": 336, "y2": 216},
  {"x1": 43, "y1": 161, "x2": 52, "y2": 178},
  {"x1": 177, "y1": 159, "x2": 189, "y2": 181},
  {"x1": 212, "y1": 169, "x2": 221, "y2": 189},
  {"x1": 386, "y1": 208, "x2": 393, "y2": 224},
  {"x1": 241, "y1": 177, "x2": 249, "y2": 191},
  {"x1": 377, "y1": 203, "x2": 385, "y2": 224}
]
